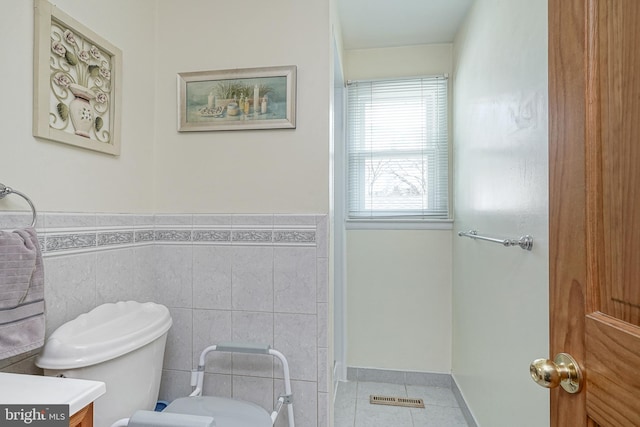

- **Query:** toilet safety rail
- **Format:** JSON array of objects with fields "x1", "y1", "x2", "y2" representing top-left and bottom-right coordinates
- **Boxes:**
[
  {"x1": 191, "y1": 342, "x2": 295, "y2": 427},
  {"x1": 0, "y1": 183, "x2": 37, "y2": 227},
  {"x1": 458, "y1": 230, "x2": 533, "y2": 251}
]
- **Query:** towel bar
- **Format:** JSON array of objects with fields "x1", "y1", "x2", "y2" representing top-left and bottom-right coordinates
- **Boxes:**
[
  {"x1": 458, "y1": 230, "x2": 533, "y2": 251},
  {"x1": 0, "y1": 183, "x2": 37, "y2": 227}
]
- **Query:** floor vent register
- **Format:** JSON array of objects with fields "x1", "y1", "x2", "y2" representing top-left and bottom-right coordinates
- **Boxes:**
[{"x1": 369, "y1": 395, "x2": 425, "y2": 408}]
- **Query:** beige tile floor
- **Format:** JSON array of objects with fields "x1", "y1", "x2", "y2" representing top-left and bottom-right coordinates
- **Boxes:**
[{"x1": 334, "y1": 380, "x2": 469, "y2": 427}]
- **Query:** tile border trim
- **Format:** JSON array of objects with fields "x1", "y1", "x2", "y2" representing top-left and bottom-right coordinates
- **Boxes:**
[{"x1": 0, "y1": 212, "x2": 323, "y2": 256}]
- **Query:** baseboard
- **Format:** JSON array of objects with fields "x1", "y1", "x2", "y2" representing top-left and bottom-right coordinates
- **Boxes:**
[
  {"x1": 452, "y1": 373, "x2": 479, "y2": 427},
  {"x1": 346, "y1": 366, "x2": 452, "y2": 388}
]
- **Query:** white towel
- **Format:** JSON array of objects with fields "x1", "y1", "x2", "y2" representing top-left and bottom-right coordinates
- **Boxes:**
[{"x1": 0, "y1": 227, "x2": 45, "y2": 359}]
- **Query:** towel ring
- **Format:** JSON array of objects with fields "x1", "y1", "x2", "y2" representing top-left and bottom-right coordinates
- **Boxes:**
[{"x1": 0, "y1": 183, "x2": 37, "y2": 227}]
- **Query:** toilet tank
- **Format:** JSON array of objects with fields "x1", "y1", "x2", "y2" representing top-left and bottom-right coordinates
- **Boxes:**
[{"x1": 36, "y1": 301, "x2": 172, "y2": 427}]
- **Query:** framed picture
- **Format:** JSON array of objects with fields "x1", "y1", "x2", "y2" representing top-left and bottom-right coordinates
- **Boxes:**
[
  {"x1": 33, "y1": 0, "x2": 122, "y2": 155},
  {"x1": 177, "y1": 65, "x2": 296, "y2": 132}
]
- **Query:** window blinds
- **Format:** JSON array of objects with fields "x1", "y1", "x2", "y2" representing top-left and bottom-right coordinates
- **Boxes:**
[{"x1": 346, "y1": 76, "x2": 449, "y2": 219}]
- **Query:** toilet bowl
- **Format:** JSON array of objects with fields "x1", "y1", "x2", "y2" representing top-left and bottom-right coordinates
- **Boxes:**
[{"x1": 36, "y1": 301, "x2": 172, "y2": 427}]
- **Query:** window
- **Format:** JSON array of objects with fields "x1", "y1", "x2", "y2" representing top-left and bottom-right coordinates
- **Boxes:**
[{"x1": 346, "y1": 76, "x2": 449, "y2": 220}]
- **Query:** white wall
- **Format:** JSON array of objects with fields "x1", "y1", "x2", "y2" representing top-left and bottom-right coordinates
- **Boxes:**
[
  {"x1": 452, "y1": 0, "x2": 549, "y2": 425},
  {"x1": 344, "y1": 44, "x2": 452, "y2": 80},
  {"x1": 343, "y1": 44, "x2": 453, "y2": 373},
  {"x1": 153, "y1": 0, "x2": 331, "y2": 214},
  {"x1": 1, "y1": 0, "x2": 331, "y2": 216},
  {"x1": 1, "y1": 0, "x2": 156, "y2": 213},
  {"x1": 347, "y1": 230, "x2": 452, "y2": 372}
]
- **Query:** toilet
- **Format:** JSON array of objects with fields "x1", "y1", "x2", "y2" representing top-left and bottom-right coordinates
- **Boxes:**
[{"x1": 36, "y1": 301, "x2": 172, "y2": 427}]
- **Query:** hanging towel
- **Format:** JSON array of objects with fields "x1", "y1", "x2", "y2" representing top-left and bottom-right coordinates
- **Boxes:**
[{"x1": 0, "y1": 227, "x2": 45, "y2": 360}]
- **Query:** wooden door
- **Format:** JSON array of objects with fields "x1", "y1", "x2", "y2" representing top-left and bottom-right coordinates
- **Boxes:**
[{"x1": 549, "y1": 0, "x2": 640, "y2": 425}]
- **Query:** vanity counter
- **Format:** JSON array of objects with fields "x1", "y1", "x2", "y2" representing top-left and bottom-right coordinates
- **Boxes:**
[{"x1": 0, "y1": 372, "x2": 105, "y2": 416}]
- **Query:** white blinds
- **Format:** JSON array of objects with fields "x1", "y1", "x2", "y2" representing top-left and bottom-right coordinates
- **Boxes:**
[{"x1": 346, "y1": 76, "x2": 449, "y2": 219}]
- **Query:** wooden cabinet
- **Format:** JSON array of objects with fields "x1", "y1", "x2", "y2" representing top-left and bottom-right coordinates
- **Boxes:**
[{"x1": 69, "y1": 403, "x2": 93, "y2": 427}]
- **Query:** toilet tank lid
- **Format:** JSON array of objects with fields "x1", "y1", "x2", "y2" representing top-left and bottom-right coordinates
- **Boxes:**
[{"x1": 36, "y1": 301, "x2": 172, "y2": 370}]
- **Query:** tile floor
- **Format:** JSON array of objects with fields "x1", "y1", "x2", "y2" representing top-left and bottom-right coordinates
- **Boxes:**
[{"x1": 334, "y1": 380, "x2": 469, "y2": 427}]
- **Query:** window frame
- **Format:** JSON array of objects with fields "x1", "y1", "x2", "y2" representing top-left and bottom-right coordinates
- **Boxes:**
[{"x1": 345, "y1": 75, "x2": 452, "y2": 226}]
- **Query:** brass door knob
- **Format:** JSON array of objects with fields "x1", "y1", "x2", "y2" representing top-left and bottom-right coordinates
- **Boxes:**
[{"x1": 530, "y1": 353, "x2": 582, "y2": 393}]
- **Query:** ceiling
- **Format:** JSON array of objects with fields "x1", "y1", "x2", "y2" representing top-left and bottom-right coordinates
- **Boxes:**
[{"x1": 337, "y1": 0, "x2": 473, "y2": 50}]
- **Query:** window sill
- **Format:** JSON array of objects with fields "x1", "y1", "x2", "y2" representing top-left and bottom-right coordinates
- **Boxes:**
[{"x1": 345, "y1": 219, "x2": 454, "y2": 231}]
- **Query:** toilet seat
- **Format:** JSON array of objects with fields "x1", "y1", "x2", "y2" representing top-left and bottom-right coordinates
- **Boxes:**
[{"x1": 165, "y1": 396, "x2": 273, "y2": 427}]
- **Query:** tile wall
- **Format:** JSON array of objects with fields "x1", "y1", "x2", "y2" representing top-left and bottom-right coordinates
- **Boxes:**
[{"x1": 0, "y1": 212, "x2": 329, "y2": 427}]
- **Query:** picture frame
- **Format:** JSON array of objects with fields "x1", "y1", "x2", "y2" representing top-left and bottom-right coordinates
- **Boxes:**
[
  {"x1": 33, "y1": 0, "x2": 122, "y2": 155},
  {"x1": 177, "y1": 65, "x2": 297, "y2": 132}
]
